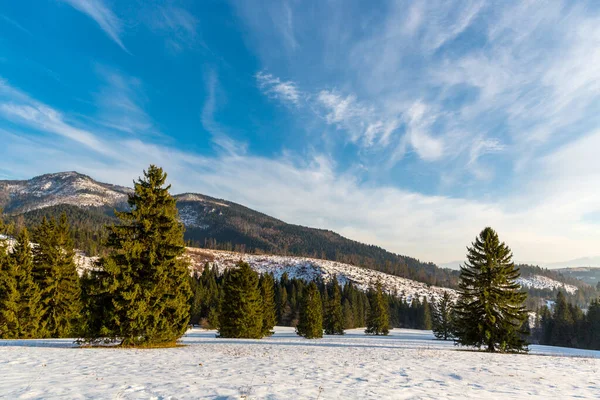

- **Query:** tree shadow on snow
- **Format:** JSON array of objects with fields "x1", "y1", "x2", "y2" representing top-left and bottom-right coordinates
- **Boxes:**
[
  {"x1": 183, "y1": 331, "x2": 447, "y2": 352},
  {"x1": 0, "y1": 339, "x2": 78, "y2": 349}
]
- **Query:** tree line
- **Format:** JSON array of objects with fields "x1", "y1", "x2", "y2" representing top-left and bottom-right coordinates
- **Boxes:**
[
  {"x1": 529, "y1": 291, "x2": 600, "y2": 350},
  {"x1": 189, "y1": 262, "x2": 440, "y2": 335},
  {"x1": 190, "y1": 262, "x2": 392, "y2": 339}
]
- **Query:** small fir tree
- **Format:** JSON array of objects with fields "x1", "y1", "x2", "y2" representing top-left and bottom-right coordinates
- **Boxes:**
[
  {"x1": 324, "y1": 276, "x2": 344, "y2": 335},
  {"x1": 218, "y1": 262, "x2": 263, "y2": 338},
  {"x1": 296, "y1": 281, "x2": 323, "y2": 339},
  {"x1": 32, "y1": 214, "x2": 82, "y2": 338},
  {"x1": 432, "y1": 292, "x2": 454, "y2": 340},
  {"x1": 365, "y1": 280, "x2": 390, "y2": 335},
  {"x1": 453, "y1": 227, "x2": 528, "y2": 353},
  {"x1": 260, "y1": 273, "x2": 277, "y2": 336},
  {"x1": 84, "y1": 166, "x2": 191, "y2": 346}
]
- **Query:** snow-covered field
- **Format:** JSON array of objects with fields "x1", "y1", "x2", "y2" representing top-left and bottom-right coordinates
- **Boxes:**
[
  {"x1": 1, "y1": 327, "x2": 598, "y2": 400},
  {"x1": 187, "y1": 248, "x2": 455, "y2": 302}
]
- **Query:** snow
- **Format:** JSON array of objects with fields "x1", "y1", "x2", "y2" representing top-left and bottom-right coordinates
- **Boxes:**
[
  {"x1": 517, "y1": 275, "x2": 578, "y2": 294},
  {"x1": 0, "y1": 172, "x2": 130, "y2": 213},
  {"x1": 177, "y1": 193, "x2": 230, "y2": 207},
  {"x1": 178, "y1": 204, "x2": 201, "y2": 226},
  {"x1": 1, "y1": 327, "x2": 598, "y2": 399},
  {"x1": 187, "y1": 248, "x2": 456, "y2": 303}
]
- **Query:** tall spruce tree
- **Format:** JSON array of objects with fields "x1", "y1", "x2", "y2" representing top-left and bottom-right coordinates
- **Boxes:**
[
  {"x1": 550, "y1": 291, "x2": 575, "y2": 347},
  {"x1": 10, "y1": 228, "x2": 43, "y2": 338},
  {"x1": 432, "y1": 292, "x2": 454, "y2": 340},
  {"x1": 32, "y1": 215, "x2": 82, "y2": 338},
  {"x1": 85, "y1": 166, "x2": 191, "y2": 346},
  {"x1": 454, "y1": 227, "x2": 528, "y2": 353},
  {"x1": 324, "y1": 276, "x2": 344, "y2": 335},
  {"x1": 218, "y1": 261, "x2": 263, "y2": 338},
  {"x1": 260, "y1": 273, "x2": 277, "y2": 337},
  {"x1": 296, "y1": 281, "x2": 323, "y2": 339},
  {"x1": 365, "y1": 281, "x2": 390, "y2": 335}
]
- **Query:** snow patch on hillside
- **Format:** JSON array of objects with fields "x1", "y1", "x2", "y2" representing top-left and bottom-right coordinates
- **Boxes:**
[
  {"x1": 187, "y1": 248, "x2": 455, "y2": 302},
  {"x1": 177, "y1": 193, "x2": 230, "y2": 207},
  {"x1": 517, "y1": 275, "x2": 578, "y2": 294},
  {"x1": 0, "y1": 172, "x2": 130, "y2": 213}
]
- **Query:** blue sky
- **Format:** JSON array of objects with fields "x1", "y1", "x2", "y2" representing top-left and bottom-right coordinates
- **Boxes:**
[{"x1": 1, "y1": 0, "x2": 600, "y2": 264}]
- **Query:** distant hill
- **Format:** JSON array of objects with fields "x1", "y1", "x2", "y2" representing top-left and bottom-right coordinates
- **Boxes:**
[
  {"x1": 556, "y1": 267, "x2": 600, "y2": 287},
  {"x1": 542, "y1": 257, "x2": 600, "y2": 270}
]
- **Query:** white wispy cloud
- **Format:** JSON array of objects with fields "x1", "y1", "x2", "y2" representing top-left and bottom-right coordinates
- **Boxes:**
[
  {"x1": 202, "y1": 71, "x2": 248, "y2": 155},
  {"x1": 61, "y1": 0, "x2": 127, "y2": 52},
  {"x1": 0, "y1": 79, "x2": 115, "y2": 156},
  {"x1": 256, "y1": 71, "x2": 301, "y2": 105},
  {"x1": 403, "y1": 101, "x2": 444, "y2": 162},
  {"x1": 146, "y1": 5, "x2": 199, "y2": 52},
  {"x1": 0, "y1": 13, "x2": 33, "y2": 36},
  {"x1": 230, "y1": 1, "x2": 298, "y2": 54},
  {"x1": 93, "y1": 66, "x2": 154, "y2": 135}
]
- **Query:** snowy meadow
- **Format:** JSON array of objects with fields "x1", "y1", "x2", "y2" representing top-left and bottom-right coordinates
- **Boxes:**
[{"x1": 1, "y1": 327, "x2": 598, "y2": 399}]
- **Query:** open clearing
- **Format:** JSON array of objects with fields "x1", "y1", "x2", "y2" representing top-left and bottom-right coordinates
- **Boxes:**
[{"x1": 1, "y1": 327, "x2": 598, "y2": 399}]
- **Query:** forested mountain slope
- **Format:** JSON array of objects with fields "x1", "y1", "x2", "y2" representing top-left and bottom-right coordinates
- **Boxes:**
[{"x1": 1, "y1": 172, "x2": 458, "y2": 287}]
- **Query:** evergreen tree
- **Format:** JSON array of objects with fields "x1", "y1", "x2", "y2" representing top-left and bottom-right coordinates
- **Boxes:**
[
  {"x1": 296, "y1": 281, "x2": 323, "y2": 339},
  {"x1": 84, "y1": 166, "x2": 191, "y2": 346},
  {"x1": 453, "y1": 227, "x2": 528, "y2": 353},
  {"x1": 550, "y1": 291, "x2": 575, "y2": 347},
  {"x1": 32, "y1": 215, "x2": 82, "y2": 338},
  {"x1": 0, "y1": 217, "x2": 19, "y2": 338},
  {"x1": 218, "y1": 262, "x2": 263, "y2": 338},
  {"x1": 324, "y1": 276, "x2": 344, "y2": 335},
  {"x1": 260, "y1": 273, "x2": 277, "y2": 337},
  {"x1": 432, "y1": 292, "x2": 454, "y2": 340},
  {"x1": 342, "y1": 298, "x2": 355, "y2": 329},
  {"x1": 586, "y1": 299, "x2": 600, "y2": 349},
  {"x1": 422, "y1": 298, "x2": 432, "y2": 330},
  {"x1": 365, "y1": 280, "x2": 390, "y2": 335},
  {"x1": 10, "y1": 228, "x2": 43, "y2": 338},
  {"x1": 278, "y1": 285, "x2": 292, "y2": 326}
]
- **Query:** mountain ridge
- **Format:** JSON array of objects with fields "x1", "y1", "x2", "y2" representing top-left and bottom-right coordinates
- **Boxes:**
[{"x1": 0, "y1": 171, "x2": 459, "y2": 288}]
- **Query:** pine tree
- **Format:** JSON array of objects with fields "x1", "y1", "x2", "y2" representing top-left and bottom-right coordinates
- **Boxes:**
[
  {"x1": 84, "y1": 166, "x2": 191, "y2": 346},
  {"x1": 296, "y1": 281, "x2": 323, "y2": 339},
  {"x1": 260, "y1": 273, "x2": 277, "y2": 337},
  {"x1": 432, "y1": 292, "x2": 454, "y2": 340},
  {"x1": 218, "y1": 262, "x2": 263, "y2": 338},
  {"x1": 365, "y1": 280, "x2": 390, "y2": 335},
  {"x1": 10, "y1": 228, "x2": 43, "y2": 338},
  {"x1": 324, "y1": 276, "x2": 344, "y2": 335},
  {"x1": 453, "y1": 227, "x2": 528, "y2": 353},
  {"x1": 32, "y1": 215, "x2": 82, "y2": 338}
]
